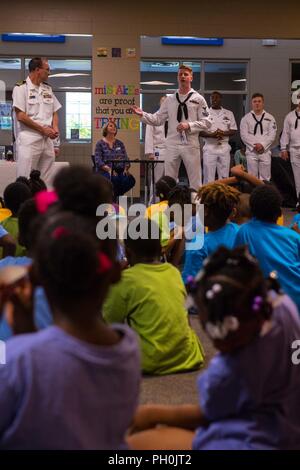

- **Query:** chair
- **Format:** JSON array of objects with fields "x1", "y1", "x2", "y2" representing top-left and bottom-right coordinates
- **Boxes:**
[{"x1": 91, "y1": 154, "x2": 96, "y2": 173}]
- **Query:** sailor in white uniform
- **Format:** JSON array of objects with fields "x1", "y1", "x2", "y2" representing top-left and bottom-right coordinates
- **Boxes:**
[
  {"x1": 133, "y1": 64, "x2": 211, "y2": 190},
  {"x1": 240, "y1": 93, "x2": 277, "y2": 181},
  {"x1": 12, "y1": 57, "x2": 61, "y2": 186},
  {"x1": 280, "y1": 97, "x2": 300, "y2": 201},
  {"x1": 199, "y1": 91, "x2": 237, "y2": 183}
]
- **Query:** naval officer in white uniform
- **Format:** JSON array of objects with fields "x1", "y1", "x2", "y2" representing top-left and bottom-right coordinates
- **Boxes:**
[
  {"x1": 199, "y1": 91, "x2": 237, "y2": 183},
  {"x1": 12, "y1": 57, "x2": 61, "y2": 186},
  {"x1": 280, "y1": 97, "x2": 300, "y2": 202},
  {"x1": 133, "y1": 64, "x2": 211, "y2": 190},
  {"x1": 240, "y1": 93, "x2": 277, "y2": 181}
]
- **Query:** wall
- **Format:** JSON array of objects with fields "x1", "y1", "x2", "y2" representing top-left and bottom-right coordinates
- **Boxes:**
[
  {"x1": 0, "y1": 1, "x2": 299, "y2": 38},
  {"x1": 141, "y1": 38, "x2": 300, "y2": 141}
]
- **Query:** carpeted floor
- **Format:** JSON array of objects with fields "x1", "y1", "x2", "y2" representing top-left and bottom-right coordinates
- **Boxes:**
[{"x1": 140, "y1": 316, "x2": 216, "y2": 405}]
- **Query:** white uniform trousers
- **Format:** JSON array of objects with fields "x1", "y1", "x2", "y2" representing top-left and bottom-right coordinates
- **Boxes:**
[
  {"x1": 149, "y1": 147, "x2": 166, "y2": 203},
  {"x1": 290, "y1": 148, "x2": 300, "y2": 198},
  {"x1": 16, "y1": 133, "x2": 55, "y2": 187},
  {"x1": 203, "y1": 146, "x2": 231, "y2": 184},
  {"x1": 164, "y1": 145, "x2": 202, "y2": 191},
  {"x1": 246, "y1": 150, "x2": 271, "y2": 181}
]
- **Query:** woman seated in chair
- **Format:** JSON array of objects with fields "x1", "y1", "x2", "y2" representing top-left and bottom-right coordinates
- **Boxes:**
[{"x1": 94, "y1": 121, "x2": 135, "y2": 198}]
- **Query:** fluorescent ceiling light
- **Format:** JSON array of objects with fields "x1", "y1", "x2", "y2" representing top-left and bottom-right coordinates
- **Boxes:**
[
  {"x1": 140, "y1": 81, "x2": 175, "y2": 85},
  {"x1": 49, "y1": 73, "x2": 90, "y2": 78},
  {"x1": 58, "y1": 86, "x2": 91, "y2": 89},
  {"x1": 64, "y1": 34, "x2": 92, "y2": 37},
  {"x1": 233, "y1": 78, "x2": 246, "y2": 82}
]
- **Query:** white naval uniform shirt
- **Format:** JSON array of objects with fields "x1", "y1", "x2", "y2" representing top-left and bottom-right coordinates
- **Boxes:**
[
  {"x1": 144, "y1": 118, "x2": 167, "y2": 155},
  {"x1": 141, "y1": 88, "x2": 211, "y2": 148},
  {"x1": 12, "y1": 76, "x2": 61, "y2": 139},
  {"x1": 280, "y1": 110, "x2": 300, "y2": 150},
  {"x1": 240, "y1": 110, "x2": 277, "y2": 153},
  {"x1": 203, "y1": 107, "x2": 237, "y2": 149}
]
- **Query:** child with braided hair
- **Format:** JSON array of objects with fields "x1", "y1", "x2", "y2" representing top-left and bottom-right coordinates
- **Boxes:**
[
  {"x1": 128, "y1": 246, "x2": 300, "y2": 450},
  {"x1": 182, "y1": 182, "x2": 241, "y2": 283}
]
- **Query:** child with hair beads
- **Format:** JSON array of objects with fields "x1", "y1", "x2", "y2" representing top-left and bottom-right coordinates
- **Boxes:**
[
  {"x1": 103, "y1": 217, "x2": 204, "y2": 375},
  {"x1": 128, "y1": 247, "x2": 300, "y2": 450},
  {"x1": 0, "y1": 212, "x2": 140, "y2": 449}
]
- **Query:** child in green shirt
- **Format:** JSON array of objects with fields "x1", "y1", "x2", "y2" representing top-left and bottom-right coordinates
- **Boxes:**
[{"x1": 103, "y1": 217, "x2": 204, "y2": 375}]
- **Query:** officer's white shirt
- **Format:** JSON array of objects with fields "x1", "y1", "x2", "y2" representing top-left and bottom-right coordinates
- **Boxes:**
[
  {"x1": 280, "y1": 109, "x2": 300, "y2": 150},
  {"x1": 144, "y1": 119, "x2": 167, "y2": 155},
  {"x1": 12, "y1": 76, "x2": 61, "y2": 137},
  {"x1": 240, "y1": 110, "x2": 277, "y2": 153},
  {"x1": 203, "y1": 107, "x2": 237, "y2": 147},
  {"x1": 141, "y1": 88, "x2": 211, "y2": 147}
]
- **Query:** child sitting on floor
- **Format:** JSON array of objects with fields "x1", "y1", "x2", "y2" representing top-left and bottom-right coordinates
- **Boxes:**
[
  {"x1": 128, "y1": 247, "x2": 300, "y2": 450},
  {"x1": 235, "y1": 184, "x2": 300, "y2": 312},
  {"x1": 182, "y1": 183, "x2": 241, "y2": 283},
  {"x1": 0, "y1": 212, "x2": 140, "y2": 449},
  {"x1": 103, "y1": 217, "x2": 204, "y2": 375}
]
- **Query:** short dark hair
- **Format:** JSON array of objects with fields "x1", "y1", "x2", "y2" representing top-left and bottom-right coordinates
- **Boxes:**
[
  {"x1": 250, "y1": 184, "x2": 282, "y2": 222},
  {"x1": 16, "y1": 170, "x2": 47, "y2": 196},
  {"x1": 4, "y1": 182, "x2": 31, "y2": 216},
  {"x1": 102, "y1": 122, "x2": 117, "y2": 137},
  {"x1": 53, "y1": 165, "x2": 113, "y2": 217},
  {"x1": 35, "y1": 212, "x2": 111, "y2": 312},
  {"x1": 28, "y1": 57, "x2": 45, "y2": 72},
  {"x1": 155, "y1": 176, "x2": 176, "y2": 200},
  {"x1": 168, "y1": 185, "x2": 192, "y2": 207},
  {"x1": 211, "y1": 91, "x2": 222, "y2": 98},
  {"x1": 18, "y1": 198, "x2": 40, "y2": 249},
  {"x1": 124, "y1": 217, "x2": 161, "y2": 259},
  {"x1": 252, "y1": 93, "x2": 264, "y2": 100}
]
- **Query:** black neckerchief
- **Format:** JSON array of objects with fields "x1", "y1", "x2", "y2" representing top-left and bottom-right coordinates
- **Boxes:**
[
  {"x1": 176, "y1": 91, "x2": 194, "y2": 122},
  {"x1": 295, "y1": 111, "x2": 300, "y2": 129},
  {"x1": 252, "y1": 112, "x2": 265, "y2": 135}
]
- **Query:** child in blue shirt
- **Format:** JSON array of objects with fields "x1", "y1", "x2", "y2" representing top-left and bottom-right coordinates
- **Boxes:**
[
  {"x1": 182, "y1": 183, "x2": 241, "y2": 283},
  {"x1": 235, "y1": 185, "x2": 300, "y2": 312},
  {"x1": 127, "y1": 247, "x2": 300, "y2": 450}
]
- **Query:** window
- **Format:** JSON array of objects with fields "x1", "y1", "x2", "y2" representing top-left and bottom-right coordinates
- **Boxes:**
[
  {"x1": 66, "y1": 92, "x2": 91, "y2": 140},
  {"x1": 0, "y1": 102, "x2": 12, "y2": 130},
  {"x1": 204, "y1": 62, "x2": 247, "y2": 91}
]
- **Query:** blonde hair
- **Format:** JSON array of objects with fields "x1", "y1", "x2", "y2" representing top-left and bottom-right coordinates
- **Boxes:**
[{"x1": 197, "y1": 183, "x2": 241, "y2": 222}]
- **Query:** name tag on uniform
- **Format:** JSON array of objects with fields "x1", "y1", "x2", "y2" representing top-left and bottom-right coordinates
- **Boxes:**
[
  {"x1": 42, "y1": 92, "x2": 52, "y2": 100},
  {"x1": 29, "y1": 90, "x2": 37, "y2": 100}
]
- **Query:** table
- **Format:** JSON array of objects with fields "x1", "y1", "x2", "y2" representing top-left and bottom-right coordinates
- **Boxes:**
[
  {"x1": 0, "y1": 161, "x2": 70, "y2": 196},
  {"x1": 104, "y1": 159, "x2": 165, "y2": 205}
]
